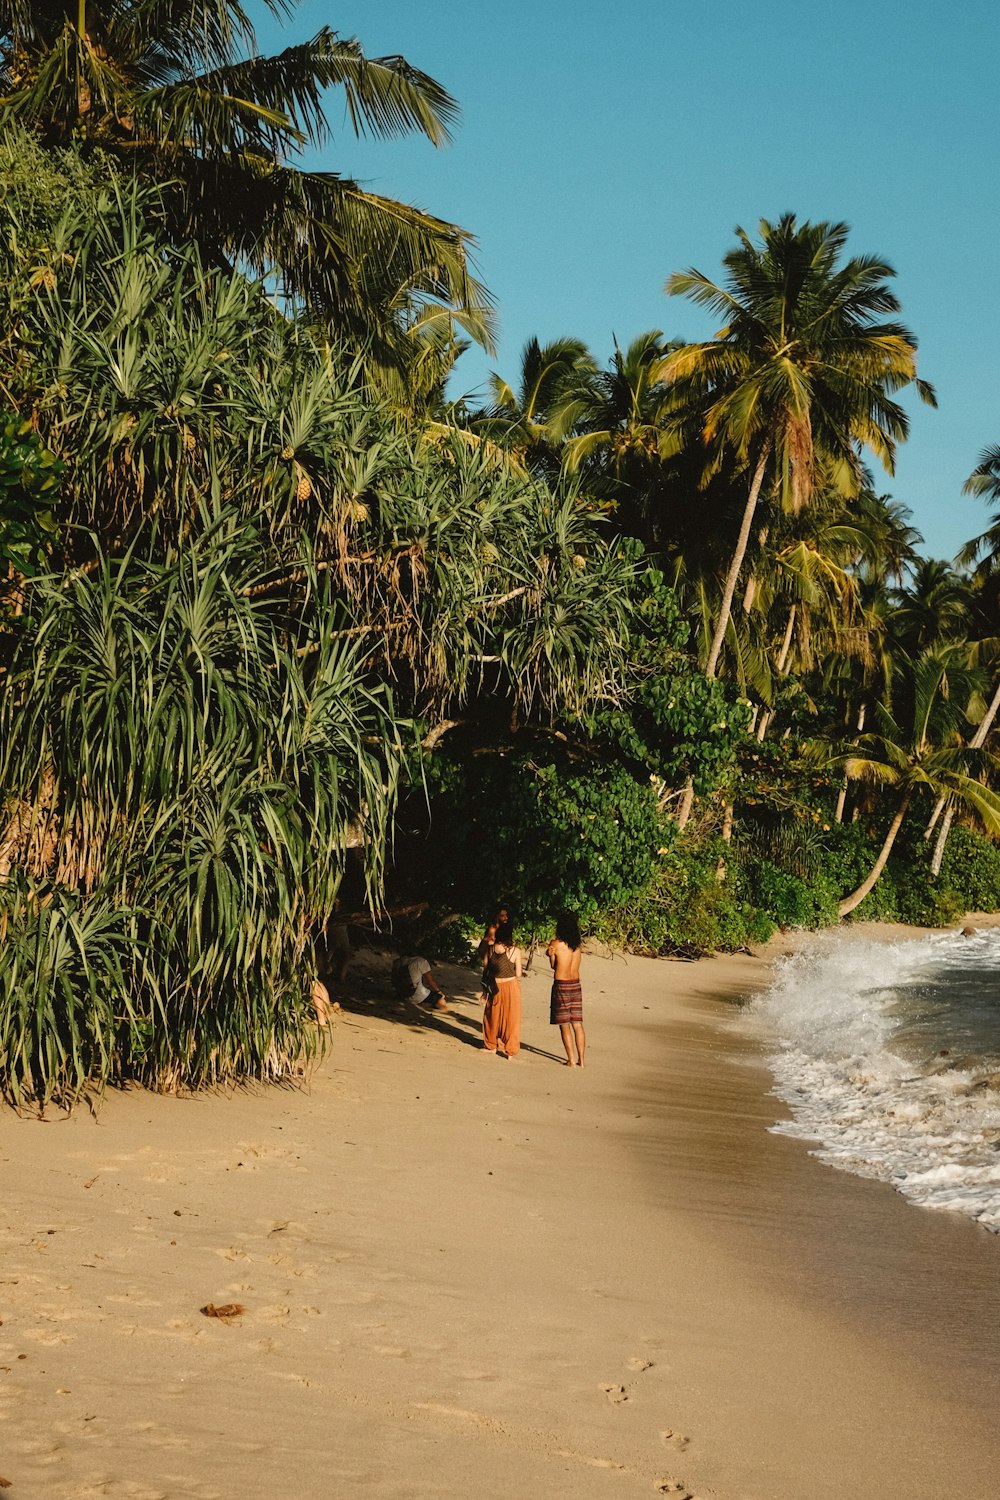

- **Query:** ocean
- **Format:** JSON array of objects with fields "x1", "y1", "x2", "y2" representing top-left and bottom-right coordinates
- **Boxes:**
[{"x1": 746, "y1": 926, "x2": 1000, "y2": 1231}]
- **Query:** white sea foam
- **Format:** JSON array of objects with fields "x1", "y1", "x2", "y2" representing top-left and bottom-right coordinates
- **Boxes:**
[{"x1": 746, "y1": 928, "x2": 1000, "y2": 1230}]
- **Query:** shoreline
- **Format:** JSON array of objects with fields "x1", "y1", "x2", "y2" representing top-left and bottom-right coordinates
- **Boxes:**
[{"x1": 1, "y1": 926, "x2": 998, "y2": 1497}]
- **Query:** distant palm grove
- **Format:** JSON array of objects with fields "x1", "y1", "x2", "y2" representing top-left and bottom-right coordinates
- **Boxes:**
[{"x1": 2, "y1": 2, "x2": 1000, "y2": 1105}]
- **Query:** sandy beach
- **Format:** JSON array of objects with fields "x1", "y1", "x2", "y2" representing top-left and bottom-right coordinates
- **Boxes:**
[{"x1": 2, "y1": 936, "x2": 999, "y2": 1500}]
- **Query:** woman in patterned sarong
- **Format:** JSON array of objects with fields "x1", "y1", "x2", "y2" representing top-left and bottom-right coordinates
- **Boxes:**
[
  {"x1": 482, "y1": 920, "x2": 522, "y2": 1058},
  {"x1": 547, "y1": 911, "x2": 585, "y2": 1066}
]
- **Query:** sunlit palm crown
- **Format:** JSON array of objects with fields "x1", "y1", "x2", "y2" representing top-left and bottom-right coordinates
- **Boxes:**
[
  {"x1": 0, "y1": 0, "x2": 492, "y2": 348},
  {"x1": 663, "y1": 213, "x2": 935, "y2": 509}
]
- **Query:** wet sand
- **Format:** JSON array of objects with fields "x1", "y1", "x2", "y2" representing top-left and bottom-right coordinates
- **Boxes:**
[{"x1": 1, "y1": 937, "x2": 998, "y2": 1499}]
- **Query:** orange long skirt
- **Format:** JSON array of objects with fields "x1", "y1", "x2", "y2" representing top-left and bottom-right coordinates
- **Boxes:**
[{"x1": 482, "y1": 978, "x2": 521, "y2": 1056}]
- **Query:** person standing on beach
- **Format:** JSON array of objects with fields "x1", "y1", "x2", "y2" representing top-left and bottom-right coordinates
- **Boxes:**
[
  {"x1": 547, "y1": 912, "x2": 585, "y2": 1066},
  {"x1": 482, "y1": 920, "x2": 522, "y2": 1058},
  {"x1": 476, "y1": 904, "x2": 510, "y2": 1001}
]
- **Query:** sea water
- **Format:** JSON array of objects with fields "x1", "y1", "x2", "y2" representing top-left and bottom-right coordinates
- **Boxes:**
[{"x1": 747, "y1": 927, "x2": 1000, "y2": 1230}]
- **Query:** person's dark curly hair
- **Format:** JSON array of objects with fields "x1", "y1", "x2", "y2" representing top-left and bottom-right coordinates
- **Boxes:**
[{"x1": 555, "y1": 911, "x2": 582, "y2": 950}]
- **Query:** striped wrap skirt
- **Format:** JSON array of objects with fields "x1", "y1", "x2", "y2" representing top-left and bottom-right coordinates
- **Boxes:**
[{"x1": 550, "y1": 978, "x2": 583, "y2": 1025}]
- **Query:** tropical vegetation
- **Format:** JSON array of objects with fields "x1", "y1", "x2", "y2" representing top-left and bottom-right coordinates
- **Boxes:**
[{"x1": 1, "y1": 11, "x2": 999, "y2": 1105}]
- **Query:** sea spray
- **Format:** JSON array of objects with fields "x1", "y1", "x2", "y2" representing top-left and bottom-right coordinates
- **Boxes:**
[{"x1": 746, "y1": 928, "x2": 1000, "y2": 1231}]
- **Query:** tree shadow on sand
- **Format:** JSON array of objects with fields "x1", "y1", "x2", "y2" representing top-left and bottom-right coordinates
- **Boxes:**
[{"x1": 328, "y1": 952, "x2": 565, "y2": 1063}]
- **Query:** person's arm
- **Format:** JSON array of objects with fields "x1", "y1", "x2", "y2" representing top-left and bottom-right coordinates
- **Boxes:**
[
  {"x1": 546, "y1": 939, "x2": 558, "y2": 971},
  {"x1": 514, "y1": 947, "x2": 523, "y2": 980}
]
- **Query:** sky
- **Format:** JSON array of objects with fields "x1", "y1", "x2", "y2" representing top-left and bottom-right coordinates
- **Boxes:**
[{"x1": 254, "y1": 0, "x2": 1000, "y2": 561}]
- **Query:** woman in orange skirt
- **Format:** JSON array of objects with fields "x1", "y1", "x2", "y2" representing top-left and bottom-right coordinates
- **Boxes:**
[{"x1": 482, "y1": 920, "x2": 522, "y2": 1058}]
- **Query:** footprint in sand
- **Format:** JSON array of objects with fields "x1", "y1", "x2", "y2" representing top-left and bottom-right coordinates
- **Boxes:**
[
  {"x1": 654, "y1": 1482, "x2": 694, "y2": 1498},
  {"x1": 601, "y1": 1355, "x2": 654, "y2": 1404},
  {"x1": 24, "y1": 1327, "x2": 76, "y2": 1346},
  {"x1": 661, "y1": 1428, "x2": 690, "y2": 1452}
]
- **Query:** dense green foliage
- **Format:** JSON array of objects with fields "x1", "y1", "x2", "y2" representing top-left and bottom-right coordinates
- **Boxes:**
[
  {"x1": 2, "y1": 60, "x2": 1000, "y2": 1105},
  {"x1": 0, "y1": 416, "x2": 61, "y2": 581},
  {"x1": 0, "y1": 0, "x2": 491, "y2": 380},
  {"x1": 426, "y1": 755, "x2": 665, "y2": 931}
]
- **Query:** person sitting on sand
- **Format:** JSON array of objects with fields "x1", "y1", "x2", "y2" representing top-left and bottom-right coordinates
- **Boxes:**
[
  {"x1": 482, "y1": 920, "x2": 522, "y2": 1058},
  {"x1": 405, "y1": 956, "x2": 448, "y2": 1012},
  {"x1": 312, "y1": 977, "x2": 335, "y2": 1024},
  {"x1": 547, "y1": 912, "x2": 585, "y2": 1067}
]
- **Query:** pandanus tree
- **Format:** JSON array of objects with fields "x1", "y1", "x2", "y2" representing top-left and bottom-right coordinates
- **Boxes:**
[
  {"x1": 0, "y1": 177, "x2": 640, "y2": 1104},
  {"x1": 0, "y1": 0, "x2": 492, "y2": 368},
  {"x1": 835, "y1": 649, "x2": 1000, "y2": 916},
  {"x1": 662, "y1": 214, "x2": 935, "y2": 682}
]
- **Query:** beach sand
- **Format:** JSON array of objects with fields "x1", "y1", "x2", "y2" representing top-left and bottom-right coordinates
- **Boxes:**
[{"x1": 2, "y1": 936, "x2": 999, "y2": 1499}]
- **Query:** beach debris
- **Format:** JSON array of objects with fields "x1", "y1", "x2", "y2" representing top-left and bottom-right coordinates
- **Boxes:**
[{"x1": 200, "y1": 1302, "x2": 245, "y2": 1324}]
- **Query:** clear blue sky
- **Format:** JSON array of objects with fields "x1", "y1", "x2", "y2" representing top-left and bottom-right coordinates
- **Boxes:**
[{"x1": 255, "y1": 1, "x2": 1000, "y2": 561}]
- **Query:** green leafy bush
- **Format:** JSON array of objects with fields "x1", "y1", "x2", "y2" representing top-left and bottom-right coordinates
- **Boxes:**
[
  {"x1": 0, "y1": 416, "x2": 62, "y2": 578},
  {"x1": 427, "y1": 754, "x2": 665, "y2": 934},
  {"x1": 742, "y1": 859, "x2": 839, "y2": 929},
  {"x1": 936, "y1": 826, "x2": 1000, "y2": 913}
]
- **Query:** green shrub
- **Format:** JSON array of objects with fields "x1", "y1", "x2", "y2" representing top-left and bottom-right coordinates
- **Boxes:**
[
  {"x1": 428, "y1": 754, "x2": 666, "y2": 934},
  {"x1": 742, "y1": 859, "x2": 839, "y2": 929},
  {"x1": 936, "y1": 827, "x2": 1000, "y2": 913}
]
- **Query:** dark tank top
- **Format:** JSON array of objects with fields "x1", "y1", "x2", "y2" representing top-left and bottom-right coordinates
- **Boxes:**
[{"x1": 489, "y1": 945, "x2": 517, "y2": 980}]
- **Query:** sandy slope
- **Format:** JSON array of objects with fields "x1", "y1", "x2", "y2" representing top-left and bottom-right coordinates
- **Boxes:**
[{"x1": 1, "y1": 938, "x2": 999, "y2": 1499}]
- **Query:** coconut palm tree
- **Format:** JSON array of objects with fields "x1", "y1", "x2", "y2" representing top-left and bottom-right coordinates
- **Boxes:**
[
  {"x1": 961, "y1": 443, "x2": 1000, "y2": 577},
  {"x1": 480, "y1": 337, "x2": 598, "y2": 474},
  {"x1": 888, "y1": 557, "x2": 974, "y2": 659},
  {"x1": 663, "y1": 214, "x2": 935, "y2": 681},
  {"x1": 0, "y1": 1, "x2": 492, "y2": 359},
  {"x1": 562, "y1": 332, "x2": 677, "y2": 467},
  {"x1": 919, "y1": 449, "x2": 1000, "y2": 873},
  {"x1": 835, "y1": 649, "x2": 1000, "y2": 916}
]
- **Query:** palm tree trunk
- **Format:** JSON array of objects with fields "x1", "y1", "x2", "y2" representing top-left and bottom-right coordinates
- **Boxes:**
[
  {"x1": 835, "y1": 701, "x2": 866, "y2": 824},
  {"x1": 834, "y1": 778, "x2": 849, "y2": 824},
  {"x1": 705, "y1": 440, "x2": 772, "y2": 680},
  {"x1": 930, "y1": 807, "x2": 954, "y2": 879},
  {"x1": 837, "y1": 793, "x2": 911, "y2": 918},
  {"x1": 929, "y1": 677, "x2": 1000, "y2": 873},
  {"x1": 775, "y1": 604, "x2": 796, "y2": 675},
  {"x1": 741, "y1": 529, "x2": 768, "y2": 614},
  {"x1": 677, "y1": 776, "x2": 695, "y2": 830},
  {"x1": 755, "y1": 605, "x2": 795, "y2": 743},
  {"x1": 924, "y1": 795, "x2": 945, "y2": 839}
]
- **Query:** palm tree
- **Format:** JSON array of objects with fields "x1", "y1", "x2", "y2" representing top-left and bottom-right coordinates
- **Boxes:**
[
  {"x1": 922, "y1": 448, "x2": 1000, "y2": 873},
  {"x1": 888, "y1": 557, "x2": 974, "y2": 658},
  {"x1": 0, "y1": 1, "x2": 492, "y2": 358},
  {"x1": 835, "y1": 649, "x2": 1000, "y2": 916},
  {"x1": 961, "y1": 443, "x2": 1000, "y2": 576},
  {"x1": 481, "y1": 337, "x2": 598, "y2": 473},
  {"x1": 663, "y1": 214, "x2": 935, "y2": 682}
]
